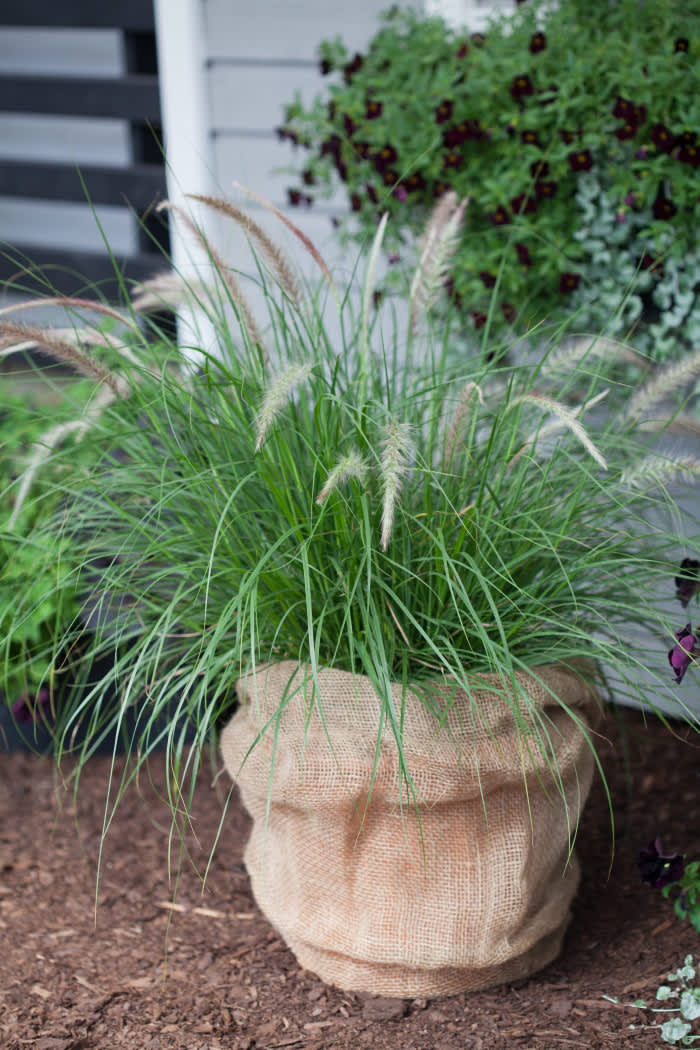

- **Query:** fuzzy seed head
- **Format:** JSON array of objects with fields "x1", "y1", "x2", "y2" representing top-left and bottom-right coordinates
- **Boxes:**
[
  {"x1": 255, "y1": 362, "x2": 313, "y2": 451},
  {"x1": 380, "y1": 420, "x2": 414, "y2": 551},
  {"x1": 316, "y1": 451, "x2": 369, "y2": 504}
]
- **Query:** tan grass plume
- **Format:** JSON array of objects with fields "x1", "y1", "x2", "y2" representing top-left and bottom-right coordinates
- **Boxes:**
[
  {"x1": 187, "y1": 194, "x2": 302, "y2": 305},
  {"x1": 380, "y1": 419, "x2": 414, "y2": 551},
  {"x1": 157, "y1": 201, "x2": 264, "y2": 353},
  {"x1": 410, "y1": 191, "x2": 468, "y2": 331}
]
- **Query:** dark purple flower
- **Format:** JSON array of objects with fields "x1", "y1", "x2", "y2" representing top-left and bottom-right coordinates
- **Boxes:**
[
  {"x1": 320, "y1": 58, "x2": 333, "y2": 75},
  {"x1": 677, "y1": 130, "x2": 697, "y2": 147},
  {"x1": 676, "y1": 559, "x2": 700, "y2": 608},
  {"x1": 669, "y1": 624, "x2": 697, "y2": 683},
  {"x1": 471, "y1": 311, "x2": 488, "y2": 329},
  {"x1": 442, "y1": 150, "x2": 463, "y2": 170},
  {"x1": 381, "y1": 168, "x2": 399, "y2": 187},
  {"x1": 502, "y1": 302, "x2": 517, "y2": 323},
  {"x1": 535, "y1": 180, "x2": 558, "y2": 199},
  {"x1": 612, "y1": 96, "x2": 635, "y2": 121},
  {"x1": 488, "y1": 205, "x2": 510, "y2": 226},
  {"x1": 521, "y1": 128, "x2": 542, "y2": 147},
  {"x1": 639, "y1": 838, "x2": 684, "y2": 888},
  {"x1": 456, "y1": 41, "x2": 469, "y2": 59},
  {"x1": 366, "y1": 183, "x2": 379, "y2": 204},
  {"x1": 354, "y1": 140, "x2": 372, "y2": 160},
  {"x1": 404, "y1": 171, "x2": 427, "y2": 193},
  {"x1": 433, "y1": 180, "x2": 452, "y2": 199},
  {"x1": 510, "y1": 193, "x2": 538, "y2": 215},
  {"x1": 350, "y1": 193, "x2": 363, "y2": 212},
  {"x1": 641, "y1": 252, "x2": 664, "y2": 276},
  {"x1": 392, "y1": 185, "x2": 407, "y2": 202},
  {"x1": 343, "y1": 52, "x2": 364, "y2": 83},
  {"x1": 515, "y1": 242, "x2": 532, "y2": 266},
  {"x1": 568, "y1": 149, "x2": 593, "y2": 172},
  {"x1": 11, "y1": 687, "x2": 50, "y2": 725},
  {"x1": 287, "y1": 188, "x2": 306, "y2": 207},
  {"x1": 529, "y1": 32, "x2": 547, "y2": 53},
  {"x1": 365, "y1": 99, "x2": 383, "y2": 120},
  {"x1": 320, "y1": 134, "x2": 342, "y2": 159},
  {"x1": 530, "y1": 159, "x2": 550, "y2": 179},
  {"x1": 479, "y1": 271, "x2": 497, "y2": 288},
  {"x1": 653, "y1": 193, "x2": 677, "y2": 220},
  {"x1": 674, "y1": 37, "x2": 690, "y2": 53},
  {"x1": 435, "y1": 99, "x2": 454, "y2": 124},
  {"x1": 301, "y1": 169, "x2": 316, "y2": 187},
  {"x1": 373, "y1": 144, "x2": 398, "y2": 172},
  {"x1": 615, "y1": 122, "x2": 638, "y2": 141},
  {"x1": 559, "y1": 271, "x2": 580, "y2": 294},
  {"x1": 510, "y1": 74, "x2": 535, "y2": 101},
  {"x1": 651, "y1": 123, "x2": 675, "y2": 154},
  {"x1": 343, "y1": 113, "x2": 358, "y2": 137},
  {"x1": 679, "y1": 144, "x2": 700, "y2": 168},
  {"x1": 560, "y1": 128, "x2": 577, "y2": 145}
]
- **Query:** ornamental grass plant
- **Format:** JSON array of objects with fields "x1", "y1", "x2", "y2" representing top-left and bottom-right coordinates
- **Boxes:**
[{"x1": 1, "y1": 190, "x2": 699, "y2": 828}]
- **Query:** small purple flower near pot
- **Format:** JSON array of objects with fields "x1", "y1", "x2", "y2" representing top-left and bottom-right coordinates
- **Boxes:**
[
  {"x1": 668, "y1": 624, "x2": 697, "y2": 683},
  {"x1": 11, "y1": 687, "x2": 51, "y2": 725},
  {"x1": 639, "y1": 838, "x2": 684, "y2": 888}
]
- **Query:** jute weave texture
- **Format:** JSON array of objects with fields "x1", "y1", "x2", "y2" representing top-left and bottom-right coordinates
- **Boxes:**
[{"x1": 221, "y1": 660, "x2": 600, "y2": 997}]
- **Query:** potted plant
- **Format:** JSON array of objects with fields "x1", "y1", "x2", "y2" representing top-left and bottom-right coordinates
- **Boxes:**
[
  {"x1": 2, "y1": 191, "x2": 698, "y2": 997},
  {"x1": 279, "y1": 0, "x2": 699, "y2": 389}
]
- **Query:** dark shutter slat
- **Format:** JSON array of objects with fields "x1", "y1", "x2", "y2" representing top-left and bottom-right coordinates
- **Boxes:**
[
  {"x1": 0, "y1": 74, "x2": 161, "y2": 121},
  {"x1": 0, "y1": 2, "x2": 155, "y2": 30},
  {"x1": 0, "y1": 160, "x2": 166, "y2": 208},
  {"x1": 0, "y1": 245, "x2": 163, "y2": 299}
]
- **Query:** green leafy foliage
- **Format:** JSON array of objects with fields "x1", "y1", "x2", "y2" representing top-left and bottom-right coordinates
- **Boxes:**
[
  {"x1": 663, "y1": 861, "x2": 700, "y2": 932},
  {"x1": 605, "y1": 956, "x2": 700, "y2": 1045},
  {"x1": 0, "y1": 384, "x2": 90, "y2": 709},
  {"x1": 281, "y1": 0, "x2": 698, "y2": 359}
]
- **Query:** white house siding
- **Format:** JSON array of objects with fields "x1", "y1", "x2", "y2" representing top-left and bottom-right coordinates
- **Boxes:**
[{"x1": 0, "y1": 27, "x2": 138, "y2": 265}]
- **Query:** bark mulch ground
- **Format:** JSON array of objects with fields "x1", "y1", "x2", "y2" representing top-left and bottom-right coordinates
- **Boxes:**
[{"x1": 1, "y1": 705, "x2": 699, "y2": 1050}]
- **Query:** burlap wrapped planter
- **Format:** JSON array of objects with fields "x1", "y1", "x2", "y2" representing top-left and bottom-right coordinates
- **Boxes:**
[{"x1": 220, "y1": 660, "x2": 600, "y2": 998}]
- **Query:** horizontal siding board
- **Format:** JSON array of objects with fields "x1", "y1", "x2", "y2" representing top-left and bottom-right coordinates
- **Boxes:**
[
  {"x1": 0, "y1": 114, "x2": 131, "y2": 165},
  {"x1": 0, "y1": 245, "x2": 162, "y2": 299},
  {"x1": 0, "y1": 197, "x2": 137, "y2": 255},
  {"x1": 0, "y1": 1, "x2": 155, "y2": 30},
  {"x1": 208, "y1": 64, "x2": 325, "y2": 134},
  {"x1": 0, "y1": 160, "x2": 166, "y2": 208},
  {"x1": 0, "y1": 73, "x2": 161, "y2": 120},
  {"x1": 0, "y1": 28, "x2": 123, "y2": 77},
  {"x1": 204, "y1": 0, "x2": 408, "y2": 62},
  {"x1": 213, "y1": 134, "x2": 346, "y2": 213}
]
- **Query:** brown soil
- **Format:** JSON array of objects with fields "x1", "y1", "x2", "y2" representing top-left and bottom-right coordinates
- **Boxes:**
[{"x1": 1, "y1": 706, "x2": 699, "y2": 1050}]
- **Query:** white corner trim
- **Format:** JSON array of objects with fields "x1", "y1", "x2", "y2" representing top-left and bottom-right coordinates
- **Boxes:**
[
  {"x1": 153, "y1": 0, "x2": 221, "y2": 359},
  {"x1": 153, "y1": 0, "x2": 214, "y2": 272}
]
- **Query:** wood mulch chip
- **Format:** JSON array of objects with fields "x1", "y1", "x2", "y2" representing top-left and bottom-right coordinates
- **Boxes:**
[{"x1": 1, "y1": 706, "x2": 699, "y2": 1049}]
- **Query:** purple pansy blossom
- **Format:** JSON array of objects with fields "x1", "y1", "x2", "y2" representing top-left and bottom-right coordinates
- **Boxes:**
[
  {"x1": 669, "y1": 624, "x2": 697, "y2": 683},
  {"x1": 676, "y1": 559, "x2": 700, "y2": 608},
  {"x1": 639, "y1": 838, "x2": 684, "y2": 888},
  {"x1": 11, "y1": 687, "x2": 51, "y2": 725}
]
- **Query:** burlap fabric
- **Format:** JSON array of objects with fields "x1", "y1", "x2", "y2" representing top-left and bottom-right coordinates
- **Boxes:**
[{"x1": 220, "y1": 660, "x2": 600, "y2": 997}]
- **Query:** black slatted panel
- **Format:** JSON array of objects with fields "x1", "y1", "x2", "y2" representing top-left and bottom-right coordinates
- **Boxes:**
[
  {"x1": 0, "y1": 74, "x2": 162, "y2": 121},
  {"x1": 0, "y1": 1, "x2": 155, "y2": 30},
  {"x1": 0, "y1": 2, "x2": 169, "y2": 300},
  {"x1": 0, "y1": 160, "x2": 165, "y2": 209}
]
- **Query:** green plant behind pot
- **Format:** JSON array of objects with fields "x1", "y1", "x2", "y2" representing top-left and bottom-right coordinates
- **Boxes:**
[
  {"x1": 280, "y1": 0, "x2": 698, "y2": 367},
  {"x1": 1, "y1": 192, "x2": 698, "y2": 818}
]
